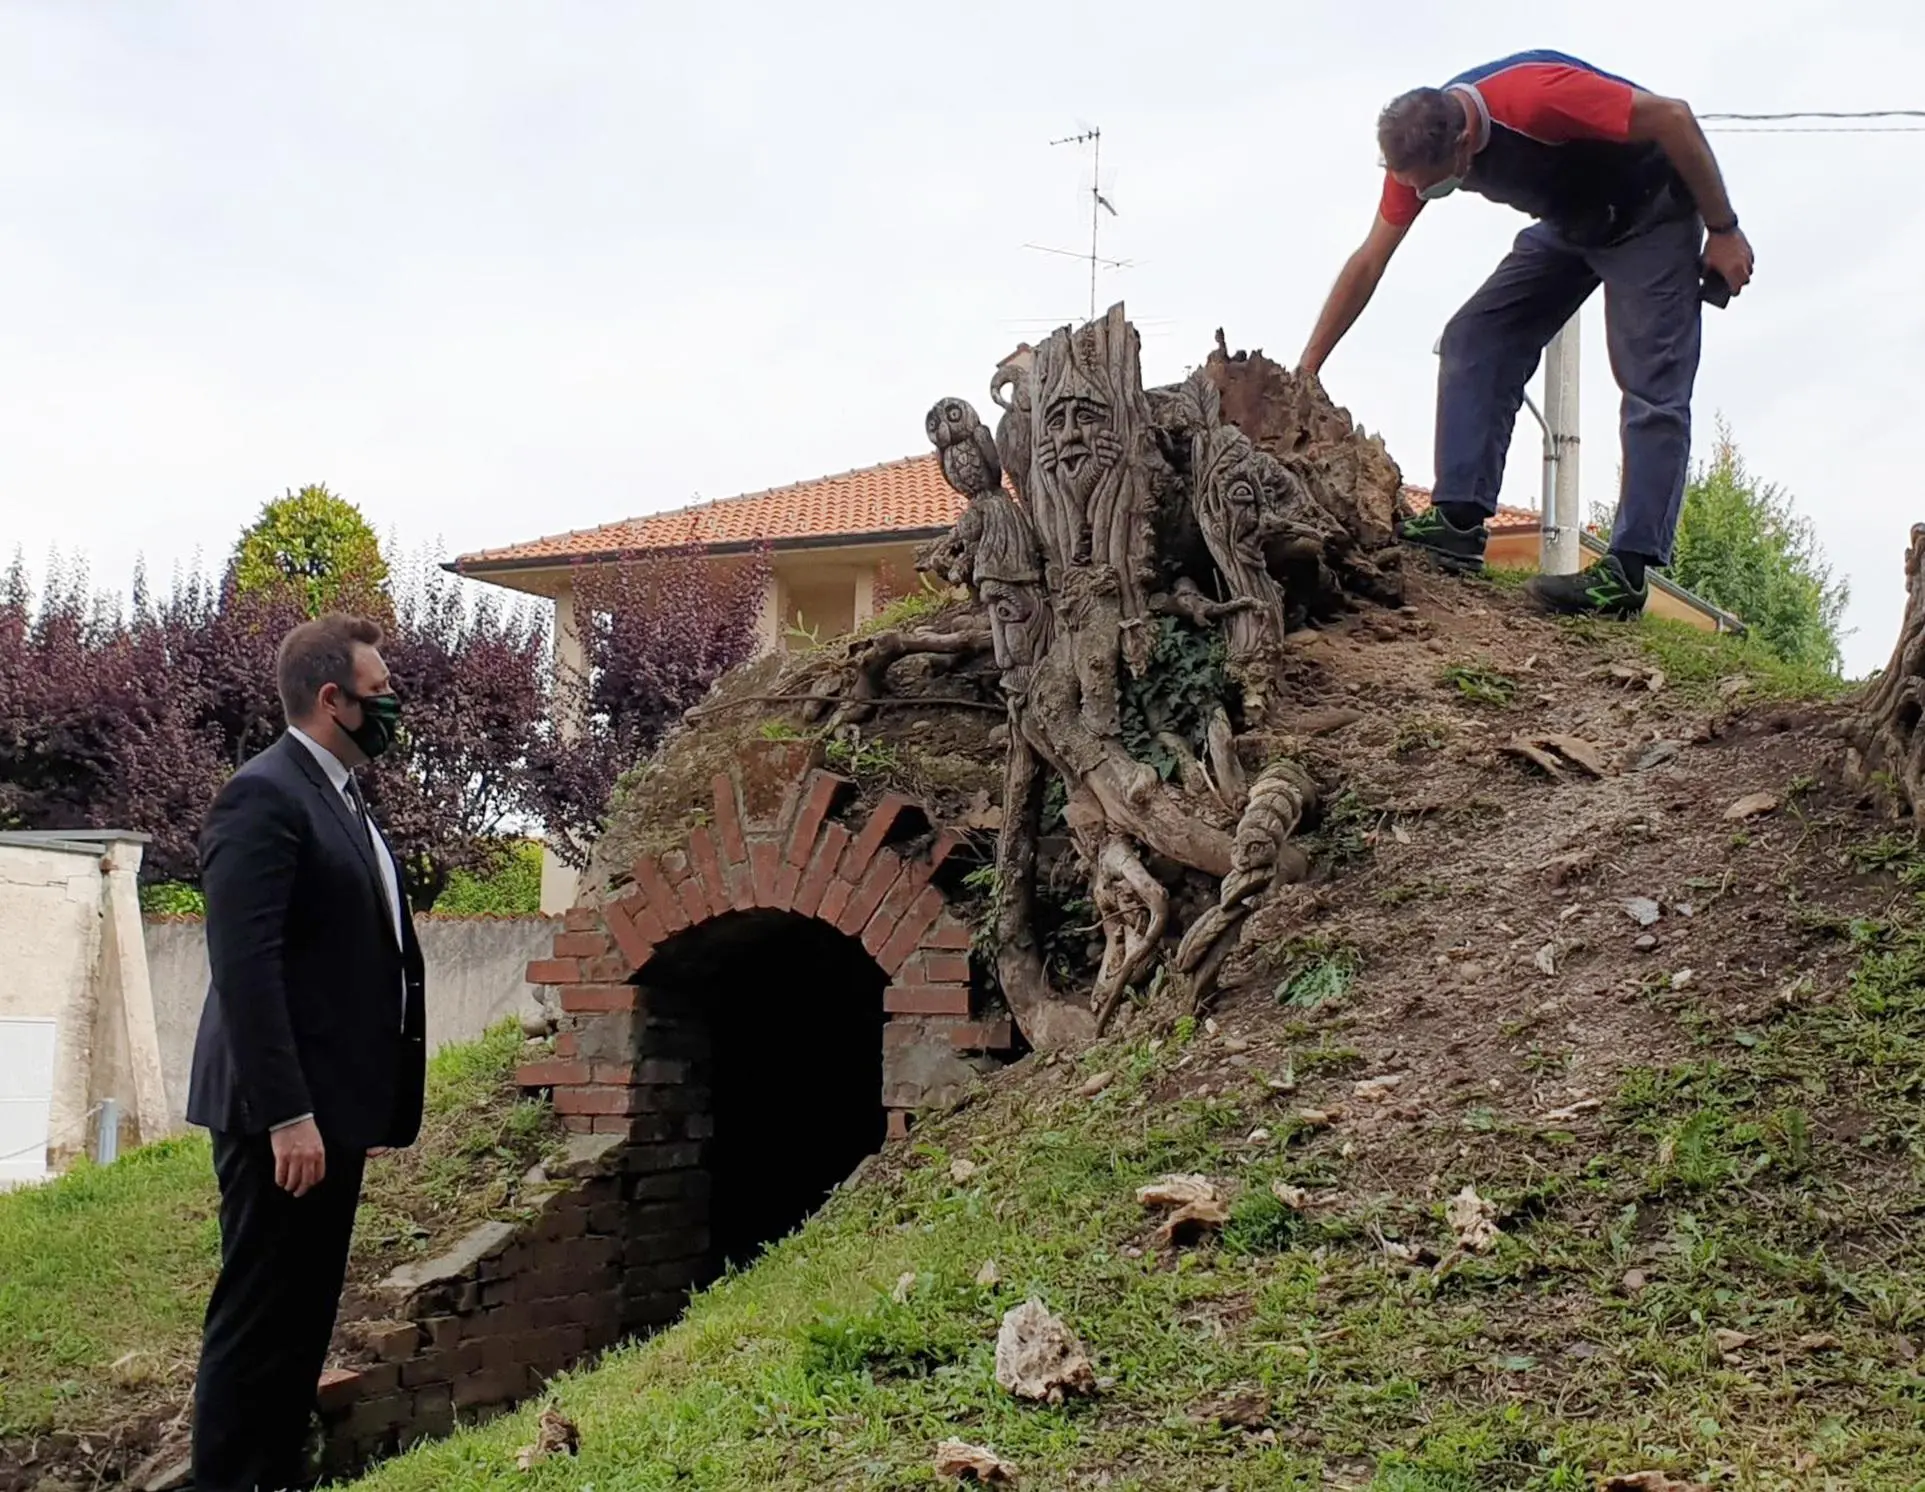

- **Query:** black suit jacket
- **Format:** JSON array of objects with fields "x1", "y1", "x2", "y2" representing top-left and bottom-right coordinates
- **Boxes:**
[{"x1": 186, "y1": 733, "x2": 427, "y2": 1151}]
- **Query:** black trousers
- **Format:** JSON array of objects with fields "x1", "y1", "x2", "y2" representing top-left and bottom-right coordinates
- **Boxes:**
[{"x1": 192, "y1": 1130, "x2": 365, "y2": 1492}]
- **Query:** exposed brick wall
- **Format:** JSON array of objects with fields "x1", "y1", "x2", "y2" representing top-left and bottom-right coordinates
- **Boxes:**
[
  {"x1": 306, "y1": 742, "x2": 1021, "y2": 1478},
  {"x1": 522, "y1": 740, "x2": 1012, "y2": 1139},
  {"x1": 315, "y1": 1133, "x2": 640, "y2": 1477}
]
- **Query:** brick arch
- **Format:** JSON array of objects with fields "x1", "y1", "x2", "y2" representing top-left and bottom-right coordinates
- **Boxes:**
[{"x1": 521, "y1": 739, "x2": 1012, "y2": 1140}]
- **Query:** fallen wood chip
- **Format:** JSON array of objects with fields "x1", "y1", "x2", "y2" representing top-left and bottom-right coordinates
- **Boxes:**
[
  {"x1": 951, "y1": 1158, "x2": 980, "y2": 1184},
  {"x1": 1623, "y1": 896, "x2": 1663, "y2": 927},
  {"x1": 1135, "y1": 1174, "x2": 1221, "y2": 1210},
  {"x1": 995, "y1": 1299, "x2": 1097, "y2": 1403},
  {"x1": 933, "y1": 1439, "x2": 1017, "y2": 1484},
  {"x1": 1270, "y1": 1180, "x2": 1309, "y2": 1210},
  {"x1": 1295, "y1": 1108, "x2": 1335, "y2": 1128},
  {"x1": 1500, "y1": 738, "x2": 1567, "y2": 779},
  {"x1": 1714, "y1": 1328, "x2": 1752, "y2": 1356},
  {"x1": 1154, "y1": 1196, "x2": 1232, "y2": 1248},
  {"x1": 1541, "y1": 1098, "x2": 1603, "y2": 1123},
  {"x1": 1717, "y1": 675, "x2": 1751, "y2": 701},
  {"x1": 1534, "y1": 942, "x2": 1558, "y2": 977},
  {"x1": 1352, "y1": 1074, "x2": 1405, "y2": 1102},
  {"x1": 1296, "y1": 707, "x2": 1365, "y2": 736},
  {"x1": 1724, "y1": 790, "x2": 1781, "y2": 820},
  {"x1": 1446, "y1": 1185, "x2": 1501, "y2": 1252},
  {"x1": 893, "y1": 1271, "x2": 918, "y2": 1304},
  {"x1": 975, "y1": 1259, "x2": 1001, "y2": 1288},
  {"x1": 1077, "y1": 1070, "x2": 1115, "y2": 1098},
  {"x1": 1536, "y1": 733, "x2": 1609, "y2": 777},
  {"x1": 514, "y1": 1403, "x2": 580, "y2": 1470},
  {"x1": 1193, "y1": 1388, "x2": 1272, "y2": 1429},
  {"x1": 1600, "y1": 1474, "x2": 1709, "y2": 1492}
]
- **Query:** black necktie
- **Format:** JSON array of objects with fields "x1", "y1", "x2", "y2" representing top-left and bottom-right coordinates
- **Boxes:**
[{"x1": 344, "y1": 774, "x2": 370, "y2": 825}]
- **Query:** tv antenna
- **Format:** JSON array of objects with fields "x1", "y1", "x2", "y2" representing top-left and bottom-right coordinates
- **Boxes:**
[{"x1": 1022, "y1": 125, "x2": 1125, "y2": 320}]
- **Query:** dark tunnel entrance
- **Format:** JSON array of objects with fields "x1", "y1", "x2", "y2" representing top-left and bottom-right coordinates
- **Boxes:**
[{"x1": 639, "y1": 909, "x2": 888, "y2": 1276}]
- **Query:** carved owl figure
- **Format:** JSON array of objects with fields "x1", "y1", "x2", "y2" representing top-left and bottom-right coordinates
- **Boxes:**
[{"x1": 925, "y1": 397, "x2": 1003, "y2": 502}]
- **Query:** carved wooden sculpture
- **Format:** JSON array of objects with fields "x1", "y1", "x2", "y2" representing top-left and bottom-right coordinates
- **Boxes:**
[
  {"x1": 839, "y1": 304, "x2": 1404, "y2": 1046},
  {"x1": 1845, "y1": 524, "x2": 1925, "y2": 817}
]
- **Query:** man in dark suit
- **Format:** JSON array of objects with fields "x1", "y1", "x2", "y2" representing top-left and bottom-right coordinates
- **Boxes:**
[{"x1": 187, "y1": 612, "x2": 426, "y2": 1492}]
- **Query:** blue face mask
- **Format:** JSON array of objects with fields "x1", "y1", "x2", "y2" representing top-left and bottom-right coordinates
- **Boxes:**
[{"x1": 1418, "y1": 174, "x2": 1464, "y2": 202}]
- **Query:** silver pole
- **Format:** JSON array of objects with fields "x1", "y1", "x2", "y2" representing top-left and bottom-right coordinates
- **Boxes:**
[
  {"x1": 95, "y1": 1098, "x2": 118, "y2": 1165},
  {"x1": 1542, "y1": 314, "x2": 1582, "y2": 574}
]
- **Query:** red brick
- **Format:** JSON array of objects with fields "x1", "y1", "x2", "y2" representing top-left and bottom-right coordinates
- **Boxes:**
[
  {"x1": 904, "y1": 829, "x2": 966, "y2": 889},
  {"x1": 602, "y1": 896, "x2": 662, "y2": 970},
  {"x1": 882, "y1": 1019, "x2": 929, "y2": 1049},
  {"x1": 726, "y1": 859, "x2": 755, "y2": 912},
  {"x1": 582, "y1": 952, "x2": 631, "y2": 983},
  {"x1": 554, "y1": 1032, "x2": 580, "y2": 1059},
  {"x1": 559, "y1": 983, "x2": 640, "y2": 1014},
  {"x1": 712, "y1": 773, "x2": 747, "y2": 863},
  {"x1": 674, "y1": 872, "x2": 709, "y2": 927},
  {"x1": 684, "y1": 826, "x2": 731, "y2": 918},
  {"x1": 885, "y1": 983, "x2": 971, "y2": 1015},
  {"x1": 631, "y1": 857, "x2": 691, "y2": 933},
  {"x1": 874, "y1": 884, "x2": 947, "y2": 973},
  {"x1": 816, "y1": 869, "x2": 856, "y2": 926},
  {"x1": 845, "y1": 792, "x2": 917, "y2": 879},
  {"x1": 749, "y1": 839, "x2": 783, "y2": 908},
  {"x1": 561, "y1": 1114, "x2": 597, "y2": 1133},
  {"x1": 317, "y1": 1366, "x2": 362, "y2": 1414},
  {"x1": 555, "y1": 1086, "x2": 644, "y2": 1117},
  {"x1": 516, "y1": 1059, "x2": 588, "y2": 1088},
  {"x1": 525, "y1": 957, "x2": 580, "y2": 986},
  {"x1": 887, "y1": 1110, "x2": 911, "y2": 1140},
  {"x1": 950, "y1": 1019, "x2": 1014, "y2": 1051},
  {"x1": 564, "y1": 907, "x2": 601, "y2": 932},
  {"x1": 919, "y1": 951, "x2": 971, "y2": 985},
  {"x1": 922, "y1": 912, "x2": 974, "y2": 951},
  {"x1": 861, "y1": 870, "x2": 925, "y2": 959},
  {"x1": 785, "y1": 772, "x2": 849, "y2": 868},
  {"x1": 552, "y1": 930, "x2": 610, "y2": 959},
  {"x1": 592, "y1": 1115, "x2": 635, "y2": 1133},
  {"x1": 793, "y1": 823, "x2": 851, "y2": 918},
  {"x1": 837, "y1": 853, "x2": 904, "y2": 938},
  {"x1": 590, "y1": 1063, "x2": 638, "y2": 1085}
]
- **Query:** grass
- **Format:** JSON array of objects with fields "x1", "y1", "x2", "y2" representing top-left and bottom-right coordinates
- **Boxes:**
[
  {"x1": 0, "y1": 1021, "x2": 559, "y2": 1439},
  {"x1": 336, "y1": 847, "x2": 1925, "y2": 1491},
  {"x1": 1603, "y1": 615, "x2": 1851, "y2": 705},
  {"x1": 1438, "y1": 661, "x2": 1517, "y2": 708}
]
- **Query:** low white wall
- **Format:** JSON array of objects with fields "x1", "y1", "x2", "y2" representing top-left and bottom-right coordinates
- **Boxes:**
[
  {"x1": 0, "y1": 833, "x2": 167, "y2": 1169},
  {"x1": 143, "y1": 915, "x2": 561, "y2": 1132}
]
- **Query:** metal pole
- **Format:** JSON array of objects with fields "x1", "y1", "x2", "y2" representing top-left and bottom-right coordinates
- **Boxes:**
[
  {"x1": 95, "y1": 1097, "x2": 118, "y2": 1165},
  {"x1": 1541, "y1": 313, "x2": 1582, "y2": 575}
]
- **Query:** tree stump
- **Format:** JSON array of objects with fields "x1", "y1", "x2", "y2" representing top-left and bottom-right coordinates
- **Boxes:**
[{"x1": 1844, "y1": 523, "x2": 1925, "y2": 817}]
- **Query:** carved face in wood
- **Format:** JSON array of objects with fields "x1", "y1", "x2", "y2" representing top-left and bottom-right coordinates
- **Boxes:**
[
  {"x1": 1038, "y1": 362, "x2": 1121, "y2": 509},
  {"x1": 980, "y1": 578, "x2": 1046, "y2": 672},
  {"x1": 1194, "y1": 429, "x2": 1267, "y2": 564}
]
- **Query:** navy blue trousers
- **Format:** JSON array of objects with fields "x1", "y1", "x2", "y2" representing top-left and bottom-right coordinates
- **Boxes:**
[{"x1": 1435, "y1": 209, "x2": 1703, "y2": 565}]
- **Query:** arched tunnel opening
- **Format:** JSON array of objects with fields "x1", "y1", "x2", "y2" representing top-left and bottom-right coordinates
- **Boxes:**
[{"x1": 637, "y1": 909, "x2": 888, "y2": 1278}]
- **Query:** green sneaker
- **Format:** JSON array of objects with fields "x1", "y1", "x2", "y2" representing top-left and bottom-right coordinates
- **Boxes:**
[
  {"x1": 1524, "y1": 553, "x2": 1649, "y2": 619},
  {"x1": 1395, "y1": 504, "x2": 1488, "y2": 573}
]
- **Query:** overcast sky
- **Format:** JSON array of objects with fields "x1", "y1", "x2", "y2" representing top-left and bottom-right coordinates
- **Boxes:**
[{"x1": 3, "y1": 2, "x2": 1919, "y2": 674}]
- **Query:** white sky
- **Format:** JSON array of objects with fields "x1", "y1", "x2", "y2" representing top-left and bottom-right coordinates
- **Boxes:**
[{"x1": 2, "y1": 2, "x2": 1920, "y2": 675}]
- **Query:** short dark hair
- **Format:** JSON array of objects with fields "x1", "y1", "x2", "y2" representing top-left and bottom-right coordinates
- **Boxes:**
[
  {"x1": 1378, "y1": 87, "x2": 1464, "y2": 174},
  {"x1": 276, "y1": 613, "x2": 383, "y2": 721}
]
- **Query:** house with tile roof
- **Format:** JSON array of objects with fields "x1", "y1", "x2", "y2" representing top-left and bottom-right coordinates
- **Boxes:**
[{"x1": 451, "y1": 455, "x2": 1738, "y2": 910}]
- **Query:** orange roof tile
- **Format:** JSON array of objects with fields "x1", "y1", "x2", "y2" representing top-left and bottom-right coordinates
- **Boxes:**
[
  {"x1": 1401, "y1": 485, "x2": 1541, "y2": 534},
  {"x1": 453, "y1": 454, "x2": 966, "y2": 572},
  {"x1": 451, "y1": 464, "x2": 1544, "y2": 579}
]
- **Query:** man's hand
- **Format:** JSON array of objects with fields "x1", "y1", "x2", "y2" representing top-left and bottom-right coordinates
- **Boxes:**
[
  {"x1": 270, "y1": 1118, "x2": 327, "y2": 1197},
  {"x1": 366, "y1": 1146, "x2": 391, "y2": 1158},
  {"x1": 1704, "y1": 228, "x2": 1755, "y2": 297}
]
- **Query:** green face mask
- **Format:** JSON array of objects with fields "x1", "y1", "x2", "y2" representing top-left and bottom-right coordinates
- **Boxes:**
[{"x1": 340, "y1": 691, "x2": 401, "y2": 760}]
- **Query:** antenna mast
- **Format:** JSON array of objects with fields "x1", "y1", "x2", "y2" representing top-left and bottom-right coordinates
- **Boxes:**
[{"x1": 1029, "y1": 125, "x2": 1121, "y2": 320}]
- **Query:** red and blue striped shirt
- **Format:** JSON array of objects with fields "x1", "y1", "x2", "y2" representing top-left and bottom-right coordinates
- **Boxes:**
[{"x1": 1381, "y1": 51, "x2": 1684, "y2": 244}]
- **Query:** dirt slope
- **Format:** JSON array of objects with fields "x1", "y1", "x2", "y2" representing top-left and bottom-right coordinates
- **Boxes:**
[{"x1": 347, "y1": 571, "x2": 1925, "y2": 1492}]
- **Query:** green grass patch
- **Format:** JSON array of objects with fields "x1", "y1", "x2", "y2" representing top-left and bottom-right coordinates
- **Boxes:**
[
  {"x1": 340, "y1": 878, "x2": 1925, "y2": 1491},
  {"x1": 1601, "y1": 615, "x2": 1850, "y2": 703},
  {"x1": 1439, "y1": 661, "x2": 1517, "y2": 708},
  {"x1": 432, "y1": 841, "x2": 544, "y2": 916},
  {"x1": 0, "y1": 1021, "x2": 560, "y2": 1439}
]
